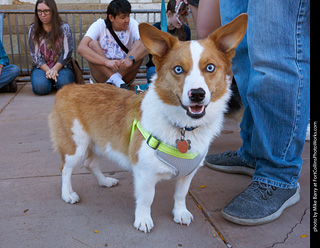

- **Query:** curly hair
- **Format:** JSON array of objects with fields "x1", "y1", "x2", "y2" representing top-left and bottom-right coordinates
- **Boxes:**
[{"x1": 32, "y1": 0, "x2": 63, "y2": 52}]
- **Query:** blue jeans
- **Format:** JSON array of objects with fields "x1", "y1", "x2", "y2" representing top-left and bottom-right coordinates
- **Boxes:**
[
  {"x1": 0, "y1": 64, "x2": 20, "y2": 89},
  {"x1": 220, "y1": 0, "x2": 310, "y2": 189},
  {"x1": 146, "y1": 66, "x2": 156, "y2": 84},
  {"x1": 31, "y1": 67, "x2": 75, "y2": 95}
]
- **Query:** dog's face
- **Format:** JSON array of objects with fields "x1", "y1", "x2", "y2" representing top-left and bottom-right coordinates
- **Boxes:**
[{"x1": 139, "y1": 14, "x2": 248, "y2": 121}]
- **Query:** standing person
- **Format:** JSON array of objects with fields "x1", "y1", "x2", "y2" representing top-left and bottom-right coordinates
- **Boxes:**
[
  {"x1": 146, "y1": 0, "x2": 191, "y2": 83},
  {"x1": 175, "y1": 0, "x2": 221, "y2": 39},
  {"x1": 28, "y1": 0, "x2": 74, "y2": 95},
  {"x1": 205, "y1": 0, "x2": 310, "y2": 225},
  {"x1": 0, "y1": 39, "x2": 20, "y2": 93},
  {"x1": 77, "y1": 0, "x2": 148, "y2": 89}
]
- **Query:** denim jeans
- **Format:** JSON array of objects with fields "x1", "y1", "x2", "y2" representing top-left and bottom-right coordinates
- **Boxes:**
[
  {"x1": 146, "y1": 66, "x2": 156, "y2": 84},
  {"x1": 219, "y1": 0, "x2": 310, "y2": 189},
  {"x1": 0, "y1": 64, "x2": 20, "y2": 89},
  {"x1": 31, "y1": 67, "x2": 75, "y2": 95}
]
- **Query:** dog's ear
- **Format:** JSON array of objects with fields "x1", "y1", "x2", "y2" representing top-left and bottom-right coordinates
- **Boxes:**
[
  {"x1": 209, "y1": 13, "x2": 248, "y2": 55},
  {"x1": 139, "y1": 23, "x2": 178, "y2": 57}
]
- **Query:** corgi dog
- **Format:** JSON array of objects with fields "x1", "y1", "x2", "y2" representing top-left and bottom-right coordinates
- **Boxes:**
[{"x1": 48, "y1": 14, "x2": 248, "y2": 233}]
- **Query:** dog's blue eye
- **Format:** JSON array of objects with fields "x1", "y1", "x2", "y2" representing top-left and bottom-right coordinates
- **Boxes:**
[
  {"x1": 206, "y1": 64, "x2": 215, "y2": 73},
  {"x1": 174, "y1": 66, "x2": 184, "y2": 75}
]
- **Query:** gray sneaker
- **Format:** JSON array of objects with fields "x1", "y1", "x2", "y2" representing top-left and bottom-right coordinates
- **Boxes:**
[
  {"x1": 204, "y1": 151, "x2": 255, "y2": 176},
  {"x1": 222, "y1": 181, "x2": 300, "y2": 225}
]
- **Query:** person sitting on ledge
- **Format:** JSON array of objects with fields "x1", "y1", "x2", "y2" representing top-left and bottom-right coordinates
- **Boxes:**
[
  {"x1": 0, "y1": 39, "x2": 19, "y2": 93},
  {"x1": 28, "y1": 0, "x2": 75, "y2": 95},
  {"x1": 77, "y1": 0, "x2": 148, "y2": 89}
]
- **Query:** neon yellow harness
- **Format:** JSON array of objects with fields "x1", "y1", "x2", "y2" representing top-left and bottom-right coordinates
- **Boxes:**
[
  {"x1": 130, "y1": 119, "x2": 198, "y2": 159},
  {"x1": 130, "y1": 120, "x2": 205, "y2": 179}
]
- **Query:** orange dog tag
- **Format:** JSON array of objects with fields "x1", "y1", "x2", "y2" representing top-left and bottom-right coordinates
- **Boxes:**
[
  {"x1": 176, "y1": 139, "x2": 190, "y2": 153},
  {"x1": 176, "y1": 128, "x2": 192, "y2": 153}
]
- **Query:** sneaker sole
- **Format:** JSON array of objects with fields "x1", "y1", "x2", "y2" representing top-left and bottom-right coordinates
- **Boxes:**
[
  {"x1": 222, "y1": 183, "x2": 301, "y2": 225},
  {"x1": 204, "y1": 160, "x2": 255, "y2": 176}
]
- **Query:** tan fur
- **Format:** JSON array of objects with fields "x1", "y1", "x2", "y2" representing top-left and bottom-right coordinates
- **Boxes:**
[
  {"x1": 128, "y1": 128, "x2": 145, "y2": 165},
  {"x1": 48, "y1": 83, "x2": 144, "y2": 169},
  {"x1": 49, "y1": 14, "x2": 248, "y2": 170},
  {"x1": 48, "y1": 14, "x2": 248, "y2": 233},
  {"x1": 138, "y1": 14, "x2": 248, "y2": 109}
]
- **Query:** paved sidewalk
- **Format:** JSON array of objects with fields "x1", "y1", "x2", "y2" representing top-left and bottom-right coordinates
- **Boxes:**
[{"x1": 0, "y1": 83, "x2": 310, "y2": 248}]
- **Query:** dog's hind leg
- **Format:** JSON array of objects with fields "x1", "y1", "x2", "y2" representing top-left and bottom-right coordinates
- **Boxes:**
[
  {"x1": 84, "y1": 154, "x2": 119, "y2": 187},
  {"x1": 61, "y1": 119, "x2": 90, "y2": 204},
  {"x1": 172, "y1": 170, "x2": 197, "y2": 226},
  {"x1": 61, "y1": 155, "x2": 82, "y2": 204}
]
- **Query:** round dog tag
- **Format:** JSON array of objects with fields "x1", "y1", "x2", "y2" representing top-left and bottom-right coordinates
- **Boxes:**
[{"x1": 177, "y1": 139, "x2": 189, "y2": 153}]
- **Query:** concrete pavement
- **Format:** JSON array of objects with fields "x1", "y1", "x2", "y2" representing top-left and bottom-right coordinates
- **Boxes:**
[{"x1": 0, "y1": 82, "x2": 310, "y2": 248}]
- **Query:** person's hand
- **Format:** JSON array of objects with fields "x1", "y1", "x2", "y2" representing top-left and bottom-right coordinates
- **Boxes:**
[
  {"x1": 175, "y1": 0, "x2": 189, "y2": 11},
  {"x1": 119, "y1": 57, "x2": 133, "y2": 70},
  {"x1": 0, "y1": 64, "x2": 3, "y2": 77},
  {"x1": 105, "y1": 60, "x2": 121, "y2": 72},
  {"x1": 46, "y1": 69, "x2": 59, "y2": 82}
]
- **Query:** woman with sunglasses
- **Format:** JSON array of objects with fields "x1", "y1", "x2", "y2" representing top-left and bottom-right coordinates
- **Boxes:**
[{"x1": 28, "y1": 0, "x2": 74, "y2": 95}]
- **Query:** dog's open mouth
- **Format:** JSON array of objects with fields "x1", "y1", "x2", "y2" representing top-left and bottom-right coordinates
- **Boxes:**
[
  {"x1": 188, "y1": 105, "x2": 205, "y2": 115},
  {"x1": 177, "y1": 96, "x2": 207, "y2": 119}
]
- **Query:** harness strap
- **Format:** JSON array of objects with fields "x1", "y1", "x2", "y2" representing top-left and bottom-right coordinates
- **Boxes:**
[{"x1": 130, "y1": 120, "x2": 198, "y2": 159}]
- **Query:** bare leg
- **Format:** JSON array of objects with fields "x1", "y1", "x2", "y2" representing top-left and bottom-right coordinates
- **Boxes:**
[
  {"x1": 196, "y1": 0, "x2": 221, "y2": 39},
  {"x1": 88, "y1": 40, "x2": 117, "y2": 83},
  {"x1": 189, "y1": 5, "x2": 198, "y2": 28},
  {"x1": 88, "y1": 40, "x2": 143, "y2": 84},
  {"x1": 120, "y1": 59, "x2": 143, "y2": 84}
]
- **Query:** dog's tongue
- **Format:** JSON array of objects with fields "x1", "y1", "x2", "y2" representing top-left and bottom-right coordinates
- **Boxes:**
[{"x1": 189, "y1": 105, "x2": 204, "y2": 114}]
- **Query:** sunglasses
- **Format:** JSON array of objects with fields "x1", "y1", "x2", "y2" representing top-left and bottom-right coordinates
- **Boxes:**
[{"x1": 175, "y1": 2, "x2": 191, "y2": 25}]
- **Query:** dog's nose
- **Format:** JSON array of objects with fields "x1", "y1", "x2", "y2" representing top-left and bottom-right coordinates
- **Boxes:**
[{"x1": 188, "y1": 88, "x2": 206, "y2": 103}]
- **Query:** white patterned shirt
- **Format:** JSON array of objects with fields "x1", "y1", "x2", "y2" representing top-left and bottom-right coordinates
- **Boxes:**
[{"x1": 84, "y1": 18, "x2": 140, "y2": 60}]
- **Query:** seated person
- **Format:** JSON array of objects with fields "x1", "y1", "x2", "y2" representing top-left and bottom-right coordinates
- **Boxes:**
[
  {"x1": 28, "y1": 0, "x2": 75, "y2": 96},
  {"x1": 77, "y1": 0, "x2": 148, "y2": 89},
  {"x1": 0, "y1": 39, "x2": 20, "y2": 93},
  {"x1": 146, "y1": 0, "x2": 191, "y2": 83}
]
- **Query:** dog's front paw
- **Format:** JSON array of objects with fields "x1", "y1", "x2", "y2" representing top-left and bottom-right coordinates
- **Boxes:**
[
  {"x1": 62, "y1": 191, "x2": 80, "y2": 204},
  {"x1": 134, "y1": 215, "x2": 154, "y2": 233},
  {"x1": 98, "y1": 177, "x2": 119, "y2": 187},
  {"x1": 173, "y1": 208, "x2": 194, "y2": 226}
]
